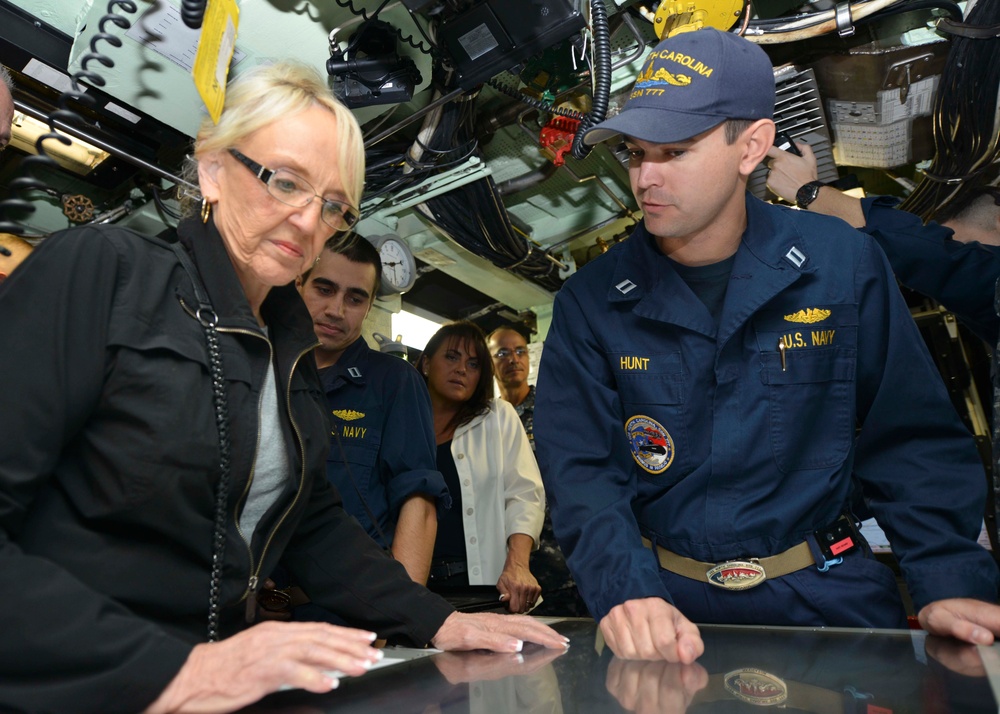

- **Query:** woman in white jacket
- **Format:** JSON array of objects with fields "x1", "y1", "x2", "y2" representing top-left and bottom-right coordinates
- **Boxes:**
[{"x1": 419, "y1": 321, "x2": 545, "y2": 614}]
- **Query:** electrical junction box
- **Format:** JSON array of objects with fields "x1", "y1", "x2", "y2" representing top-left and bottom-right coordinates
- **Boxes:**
[
  {"x1": 439, "y1": 0, "x2": 585, "y2": 90},
  {"x1": 808, "y1": 40, "x2": 948, "y2": 168}
]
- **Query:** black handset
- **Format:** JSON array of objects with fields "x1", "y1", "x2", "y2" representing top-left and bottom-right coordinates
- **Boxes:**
[{"x1": 773, "y1": 131, "x2": 803, "y2": 156}]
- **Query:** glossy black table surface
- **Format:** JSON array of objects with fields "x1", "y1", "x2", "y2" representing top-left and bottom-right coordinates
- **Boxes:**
[{"x1": 245, "y1": 618, "x2": 1000, "y2": 713}]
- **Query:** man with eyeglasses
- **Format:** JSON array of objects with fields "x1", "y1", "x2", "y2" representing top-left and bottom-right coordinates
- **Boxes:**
[
  {"x1": 488, "y1": 327, "x2": 536, "y2": 447},
  {"x1": 488, "y1": 325, "x2": 588, "y2": 617}
]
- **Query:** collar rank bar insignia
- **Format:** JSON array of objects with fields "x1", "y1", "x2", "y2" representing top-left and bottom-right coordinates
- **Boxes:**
[
  {"x1": 616, "y1": 279, "x2": 638, "y2": 295},
  {"x1": 784, "y1": 246, "x2": 807, "y2": 268}
]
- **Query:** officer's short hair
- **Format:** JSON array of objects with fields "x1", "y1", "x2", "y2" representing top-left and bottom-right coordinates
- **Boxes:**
[{"x1": 301, "y1": 234, "x2": 382, "y2": 300}]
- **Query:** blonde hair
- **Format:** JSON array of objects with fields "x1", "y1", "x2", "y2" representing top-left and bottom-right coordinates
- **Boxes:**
[{"x1": 182, "y1": 62, "x2": 364, "y2": 214}]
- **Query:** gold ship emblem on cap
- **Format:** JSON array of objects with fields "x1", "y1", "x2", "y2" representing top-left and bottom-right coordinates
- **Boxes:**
[
  {"x1": 637, "y1": 63, "x2": 691, "y2": 87},
  {"x1": 783, "y1": 308, "x2": 831, "y2": 324}
]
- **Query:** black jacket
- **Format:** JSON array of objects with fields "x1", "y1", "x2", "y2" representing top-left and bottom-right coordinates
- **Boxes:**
[{"x1": 0, "y1": 218, "x2": 453, "y2": 713}]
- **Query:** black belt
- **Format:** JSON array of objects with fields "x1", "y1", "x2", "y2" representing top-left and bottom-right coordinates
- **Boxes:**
[{"x1": 429, "y1": 559, "x2": 468, "y2": 580}]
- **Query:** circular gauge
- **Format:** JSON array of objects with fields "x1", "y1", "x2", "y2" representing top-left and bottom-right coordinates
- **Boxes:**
[{"x1": 371, "y1": 234, "x2": 417, "y2": 295}]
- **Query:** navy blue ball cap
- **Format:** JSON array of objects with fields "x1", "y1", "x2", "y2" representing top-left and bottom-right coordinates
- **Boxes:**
[{"x1": 583, "y1": 28, "x2": 776, "y2": 146}]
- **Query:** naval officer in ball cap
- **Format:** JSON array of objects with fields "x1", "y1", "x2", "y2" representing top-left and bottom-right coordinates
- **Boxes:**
[{"x1": 534, "y1": 27, "x2": 1000, "y2": 662}]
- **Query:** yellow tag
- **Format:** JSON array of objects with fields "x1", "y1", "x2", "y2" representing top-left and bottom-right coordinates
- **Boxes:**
[{"x1": 192, "y1": 0, "x2": 240, "y2": 124}]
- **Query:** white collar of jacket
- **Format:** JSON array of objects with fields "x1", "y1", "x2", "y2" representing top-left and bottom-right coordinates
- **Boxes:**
[{"x1": 452, "y1": 398, "x2": 499, "y2": 438}]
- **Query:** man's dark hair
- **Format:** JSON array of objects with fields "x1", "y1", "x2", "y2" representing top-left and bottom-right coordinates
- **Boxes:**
[
  {"x1": 301, "y1": 234, "x2": 382, "y2": 297},
  {"x1": 724, "y1": 118, "x2": 754, "y2": 145},
  {"x1": 421, "y1": 320, "x2": 494, "y2": 431}
]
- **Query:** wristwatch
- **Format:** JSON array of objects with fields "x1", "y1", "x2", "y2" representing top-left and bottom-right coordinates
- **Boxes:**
[{"x1": 795, "y1": 180, "x2": 825, "y2": 209}]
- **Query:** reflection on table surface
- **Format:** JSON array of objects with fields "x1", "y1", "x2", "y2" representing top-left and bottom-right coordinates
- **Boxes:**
[{"x1": 244, "y1": 619, "x2": 1000, "y2": 713}]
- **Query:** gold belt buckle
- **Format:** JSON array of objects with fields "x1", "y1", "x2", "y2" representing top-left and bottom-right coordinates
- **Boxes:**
[{"x1": 706, "y1": 559, "x2": 767, "y2": 590}]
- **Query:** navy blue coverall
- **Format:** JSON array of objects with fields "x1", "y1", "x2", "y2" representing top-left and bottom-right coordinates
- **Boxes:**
[
  {"x1": 535, "y1": 194, "x2": 999, "y2": 627},
  {"x1": 862, "y1": 195, "x2": 1000, "y2": 345},
  {"x1": 320, "y1": 336, "x2": 449, "y2": 546}
]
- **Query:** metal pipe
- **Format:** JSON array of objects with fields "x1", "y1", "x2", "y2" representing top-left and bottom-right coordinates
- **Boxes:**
[
  {"x1": 612, "y1": 11, "x2": 649, "y2": 71},
  {"x1": 559, "y1": 162, "x2": 639, "y2": 220},
  {"x1": 13, "y1": 99, "x2": 196, "y2": 190},
  {"x1": 496, "y1": 161, "x2": 559, "y2": 197},
  {"x1": 364, "y1": 87, "x2": 466, "y2": 148}
]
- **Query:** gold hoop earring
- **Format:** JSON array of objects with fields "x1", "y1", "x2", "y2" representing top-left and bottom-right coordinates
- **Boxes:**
[{"x1": 201, "y1": 198, "x2": 212, "y2": 224}]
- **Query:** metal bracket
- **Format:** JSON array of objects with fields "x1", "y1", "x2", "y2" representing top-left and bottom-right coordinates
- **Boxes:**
[
  {"x1": 882, "y1": 52, "x2": 934, "y2": 105},
  {"x1": 835, "y1": 1, "x2": 855, "y2": 38}
]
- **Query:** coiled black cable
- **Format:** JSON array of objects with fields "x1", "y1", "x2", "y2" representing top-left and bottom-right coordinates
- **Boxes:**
[
  {"x1": 180, "y1": 0, "x2": 207, "y2": 30},
  {"x1": 0, "y1": 0, "x2": 138, "y2": 235},
  {"x1": 333, "y1": 0, "x2": 435, "y2": 55},
  {"x1": 570, "y1": 0, "x2": 612, "y2": 160},
  {"x1": 898, "y1": 0, "x2": 1000, "y2": 220}
]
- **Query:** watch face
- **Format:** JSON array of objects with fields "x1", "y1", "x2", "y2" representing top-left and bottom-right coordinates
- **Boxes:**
[
  {"x1": 796, "y1": 181, "x2": 822, "y2": 209},
  {"x1": 379, "y1": 238, "x2": 414, "y2": 292}
]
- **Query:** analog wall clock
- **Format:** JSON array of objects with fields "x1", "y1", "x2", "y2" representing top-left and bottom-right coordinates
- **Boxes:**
[{"x1": 369, "y1": 234, "x2": 417, "y2": 296}]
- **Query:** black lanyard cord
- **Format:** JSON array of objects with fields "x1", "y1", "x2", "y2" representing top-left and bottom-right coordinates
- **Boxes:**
[{"x1": 170, "y1": 242, "x2": 232, "y2": 642}]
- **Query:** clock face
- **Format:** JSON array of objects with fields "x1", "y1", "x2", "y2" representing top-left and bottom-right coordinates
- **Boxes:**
[{"x1": 378, "y1": 237, "x2": 415, "y2": 294}]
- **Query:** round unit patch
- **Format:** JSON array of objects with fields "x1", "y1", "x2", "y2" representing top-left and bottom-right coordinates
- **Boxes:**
[{"x1": 625, "y1": 415, "x2": 675, "y2": 474}]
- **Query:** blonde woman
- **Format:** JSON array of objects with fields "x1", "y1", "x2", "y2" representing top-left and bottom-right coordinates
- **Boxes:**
[{"x1": 0, "y1": 63, "x2": 565, "y2": 714}]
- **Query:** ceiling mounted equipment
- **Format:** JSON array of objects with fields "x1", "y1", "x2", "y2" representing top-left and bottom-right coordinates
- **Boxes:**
[{"x1": 438, "y1": 0, "x2": 585, "y2": 90}]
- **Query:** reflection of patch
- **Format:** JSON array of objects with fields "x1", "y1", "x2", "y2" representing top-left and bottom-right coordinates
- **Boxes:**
[
  {"x1": 625, "y1": 415, "x2": 674, "y2": 474},
  {"x1": 332, "y1": 409, "x2": 365, "y2": 421},
  {"x1": 724, "y1": 669, "x2": 788, "y2": 706},
  {"x1": 784, "y1": 308, "x2": 831, "y2": 324}
]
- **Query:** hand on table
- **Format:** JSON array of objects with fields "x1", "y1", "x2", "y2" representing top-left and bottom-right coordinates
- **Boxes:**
[
  {"x1": 919, "y1": 597, "x2": 1000, "y2": 646},
  {"x1": 430, "y1": 611, "x2": 568, "y2": 654},
  {"x1": 144, "y1": 621, "x2": 382, "y2": 713},
  {"x1": 599, "y1": 598, "x2": 703, "y2": 663}
]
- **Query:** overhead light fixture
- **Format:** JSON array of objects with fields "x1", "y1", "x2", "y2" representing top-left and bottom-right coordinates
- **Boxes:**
[{"x1": 8, "y1": 111, "x2": 110, "y2": 175}]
